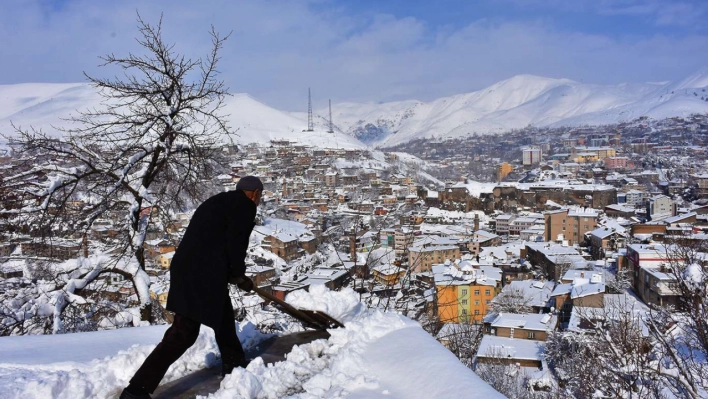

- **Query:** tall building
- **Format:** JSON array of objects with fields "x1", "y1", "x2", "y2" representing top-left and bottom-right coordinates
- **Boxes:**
[{"x1": 522, "y1": 147, "x2": 542, "y2": 165}]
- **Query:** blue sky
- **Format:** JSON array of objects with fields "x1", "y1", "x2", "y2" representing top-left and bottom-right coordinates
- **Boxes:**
[{"x1": 1, "y1": 0, "x2": 707, "y2": 109}]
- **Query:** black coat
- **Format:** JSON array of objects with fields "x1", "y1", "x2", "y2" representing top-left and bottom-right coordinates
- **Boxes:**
[{"x1": 166, "y1": 190, "x2": 256, "y2": 329}]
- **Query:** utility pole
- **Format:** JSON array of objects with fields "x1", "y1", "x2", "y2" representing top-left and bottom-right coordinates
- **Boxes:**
[{"x1": 304, "y1": 88, "x2": 314, "y2": 132}]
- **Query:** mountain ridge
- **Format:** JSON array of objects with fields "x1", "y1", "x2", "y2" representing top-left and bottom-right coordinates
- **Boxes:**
[{"x1": 2, "y1": 69, "x2": 707, "y2": 149}]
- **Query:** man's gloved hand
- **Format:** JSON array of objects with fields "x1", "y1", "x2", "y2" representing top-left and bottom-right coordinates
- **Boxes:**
[{"x1": 230, "y1": 275, "x2": 254, "y2": 292}]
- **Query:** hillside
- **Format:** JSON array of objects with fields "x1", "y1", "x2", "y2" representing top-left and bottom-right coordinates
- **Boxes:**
[
  {"x1": 2, "y1": 69, "x2": 707, "y2": 149},
  {"x1": 324, "y1": 69, "x2": 708, "y2": 146},
  {"x1": 0, "y1": 85, "x2": 365, "y2": 149}
]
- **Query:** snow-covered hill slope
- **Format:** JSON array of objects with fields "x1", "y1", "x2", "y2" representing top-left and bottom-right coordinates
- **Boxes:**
[
  {"x1": 0, "y1": 84, "x2": 365, "y2": 149},
  {"x1": 324, "y1": 68, "x2": 708, "y2": 146},
  {"x1": 4, "y1": 68, "x2": 707, "y2": 149},
  {"x1": 0, "y1": 287, "x2": 503, "y2": 399}
]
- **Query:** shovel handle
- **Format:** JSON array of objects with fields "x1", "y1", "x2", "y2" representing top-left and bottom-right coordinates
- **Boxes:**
[{"x1": 252, "y1": 286, "x2": 326, "y2": 329}]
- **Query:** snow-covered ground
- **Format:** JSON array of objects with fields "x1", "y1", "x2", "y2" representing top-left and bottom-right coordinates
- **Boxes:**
[{"x1": 0, "y1": 286, "x2": 502, "y2": 399}]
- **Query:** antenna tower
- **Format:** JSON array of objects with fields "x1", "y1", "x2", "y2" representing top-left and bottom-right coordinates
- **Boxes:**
[
  {"x1": 328, "y1": 99, "x2": 334, "y2": 133},
  {"x1": 305, "y1": 88, "x2": 314, "y2": 132}
]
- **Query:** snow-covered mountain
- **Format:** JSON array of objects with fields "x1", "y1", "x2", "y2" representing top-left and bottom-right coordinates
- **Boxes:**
[
  {"x1": 324, "y1": 68, "x2": 708, "y2": 146},
  {"x1": 0, "y1": 84, "x2": 365, "y2": 149},
  {"x1": 2, "y1": 68, "x2": 708, "y2": 149}
]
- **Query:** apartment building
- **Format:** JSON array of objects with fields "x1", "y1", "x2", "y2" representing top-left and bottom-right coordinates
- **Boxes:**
[
  {"x1": 543, "y1": 208, "x2": 599, "y2": 245},
  {"x1": 409, "y1": 245, "x2": 460, "y2": 273},
  {"x1": 433, "y1": 263, "x2": 502, "y2": 323},
  {"x1": 495, "y1": 214, "x2": 516, "y2": 235},
  {"x1": 626, "y1": 243, "x2": 683, "y2": 308}
]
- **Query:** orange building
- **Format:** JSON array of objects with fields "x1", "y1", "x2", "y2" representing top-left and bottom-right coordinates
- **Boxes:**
[
  {"x1": 433, "y1": 262, "x2": 502, "y2": 323},
  {"x1": 497, "y1": 162, "x2": 513, "y2": 181}
]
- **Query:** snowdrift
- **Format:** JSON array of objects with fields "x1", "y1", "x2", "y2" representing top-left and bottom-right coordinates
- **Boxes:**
[{"x1": 0, "y1": 286, "x2": 503, "y2": 398}]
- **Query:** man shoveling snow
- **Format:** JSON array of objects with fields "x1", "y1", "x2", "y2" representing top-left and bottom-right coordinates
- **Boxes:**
[{"x1": 120, "y1": 176, "x2": 264, "y2": 399}]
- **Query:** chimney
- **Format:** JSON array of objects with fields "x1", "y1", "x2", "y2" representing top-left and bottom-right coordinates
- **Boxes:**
[{"x1": 474, "y1": 214, "x2": 480, "y2": 231}]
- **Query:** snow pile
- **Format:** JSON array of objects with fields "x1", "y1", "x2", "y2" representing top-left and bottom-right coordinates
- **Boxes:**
[
  {"x1": 212, "y1": 286, "x2": 504, "y2": 398},
  {"x1": 0, "y1": 323, "x2": 265, "y2": 399},
  {"x1": 0, "y1": 286, "x2": 503, "y2": 399}
]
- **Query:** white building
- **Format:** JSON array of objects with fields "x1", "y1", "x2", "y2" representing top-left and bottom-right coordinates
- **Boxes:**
[{"x1": 523, "y1": 147, "x2": 543, "y2": 165}]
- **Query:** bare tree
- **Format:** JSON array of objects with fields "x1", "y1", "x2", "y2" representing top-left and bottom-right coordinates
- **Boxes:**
[
  {"x1": 0, "y1": 14, "x2": 232, "y2": 331},
  {"x1": 645, "y1": 238, "x2": 708, "y2": 399},
  {"x1": 490, "y1": 286, "x2": 534, "y2": 314}
]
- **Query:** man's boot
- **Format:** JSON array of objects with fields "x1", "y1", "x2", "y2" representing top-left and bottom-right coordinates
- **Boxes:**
[{"x1": 221, "y1": 356, "x2": 250, "y2": 377}]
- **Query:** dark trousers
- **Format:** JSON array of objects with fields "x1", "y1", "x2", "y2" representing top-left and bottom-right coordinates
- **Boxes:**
[{"x1": 129, "y1": 295, "x2": 245, "y2": 393}]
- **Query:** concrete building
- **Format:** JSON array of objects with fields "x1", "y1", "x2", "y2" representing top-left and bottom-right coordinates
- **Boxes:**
[
  {"x1": 625, "y1": 244, "x2": 683, "y2": 308},
  {"x1": 325, "y1": 171, "x2": 338, "y2": 187},
  {"x1": 262, "y1": 232, "x2": 300, "y2": 261},
  {"x1": 409, "y1": 245, "x2": 461, "y2": 273},
  {"x1": 509, "y1": 216, "x2": 543, "y2": 236},
  {"x1": 624, "y1": 189, "x2": 647, "y2": 206},
  {"x1": 475, "y1": 335, "x2": 545, "y2": 368},
  {"x1": 483, "y1": 312, "x2": 558, "y2": 341},
  {"x1": 697, "y1": 174, "x2": 708, "y2": 198},
  {"x1": 522, "y1": 147, "x2": 542, "y2": 165},
  {"x1": 543, "y1": 208, "x2": 599, "y2": 245},
  {"x1": 604, "y1": 156, "x2": 632, "y2": 169},
  {"x1": 646, "y1": 195, "x2": 673, "y2": 221},
  {"x1": 495, "y1": 214, "x2": 515, "y2": 235}
]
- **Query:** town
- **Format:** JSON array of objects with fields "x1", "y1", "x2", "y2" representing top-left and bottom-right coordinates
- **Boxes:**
[{"x1": 2, "y1": 112, "x2": 708, "y2": 397}]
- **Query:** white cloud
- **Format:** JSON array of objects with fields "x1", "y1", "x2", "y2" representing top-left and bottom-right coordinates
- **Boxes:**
[{"x1": 0, "y1": 0, "x2": 706, "y2": 110}]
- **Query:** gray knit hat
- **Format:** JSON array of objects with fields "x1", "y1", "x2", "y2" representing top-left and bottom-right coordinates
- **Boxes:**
[{"x1": 236, "y1": 176, "x2": 264, "y2": 191}]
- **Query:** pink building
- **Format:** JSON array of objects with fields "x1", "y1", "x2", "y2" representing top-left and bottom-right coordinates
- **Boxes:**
[{"x1": 604, "y1": 156, "x2": 633, "y2": 170}]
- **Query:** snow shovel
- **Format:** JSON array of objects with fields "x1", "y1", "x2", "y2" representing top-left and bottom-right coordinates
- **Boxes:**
[{"x1": 252, "y1": 286, "x2": 345, "y2": 330}]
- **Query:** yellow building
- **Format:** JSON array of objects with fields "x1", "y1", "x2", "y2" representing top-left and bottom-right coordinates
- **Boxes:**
[
  {"x1": 156, "y1": 251, "x2": 175, "y2": 269},
  {"x1": 433, "y1": 262, "x2": 502, "y2": 323},
  {"x1": 149, "y1": 283, "x2": 169, "y2": 307},
  {"x1": 372, "y1": 263, "x2": 406, "y2": 285},
  {"x1": 497, "y1": 162, "x2": 513, "y2": 181}
]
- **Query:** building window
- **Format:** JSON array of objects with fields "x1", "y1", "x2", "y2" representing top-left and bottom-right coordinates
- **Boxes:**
[
  {"x1": 474, "y1": 300, "x2": 480, "y2": 306},
  {"x1": 527, "y1": 331, "x2": 536, "y2": 339},
  {"x1": 461, "y1": 309, "x2": 467, "y2": 315},
  {"x1": 461, "y1": 299, "x2": 468, "y2": 305},
  {"x1": 485, "y1": 300, "x2": 491, "y2": 305},
  {"x1": 461, "y1": 289, "x2": 468, "y2": 295},
  {"x1": 485, "y1": 289, "x2": 491, "y2": 296},
  {"x1": 474, "y1": 289, "x2": 480, "y2": 295},
  {"x1": 474, "y1": 310, "x2": 480, "y2": 315}
]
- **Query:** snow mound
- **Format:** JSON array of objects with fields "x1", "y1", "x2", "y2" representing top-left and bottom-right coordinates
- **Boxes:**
[
  {"x1": 0, "y1": 288, "x2": 503, "y2": 399},
  {"x1": 0, "y1": 323, "x2": 265, "y2": 399}
]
